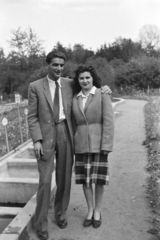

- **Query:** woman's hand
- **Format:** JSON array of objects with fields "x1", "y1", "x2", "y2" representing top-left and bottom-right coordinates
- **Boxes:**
[{"x1": 101, "y1": 85, "x2": 112, "y2": 94}]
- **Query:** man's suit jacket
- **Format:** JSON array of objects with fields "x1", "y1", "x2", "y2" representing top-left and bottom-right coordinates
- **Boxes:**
[
  {"x1": 28, "y1": 76, "x2": 74, "y2": 160},
  {"x1": 72, "y1": 89, "x2": 114, "y2": 154}
]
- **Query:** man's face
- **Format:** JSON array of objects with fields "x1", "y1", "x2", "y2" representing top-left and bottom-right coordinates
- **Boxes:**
[{"x1": 48, "y1": 58, "x2": 65, "y2": 81}]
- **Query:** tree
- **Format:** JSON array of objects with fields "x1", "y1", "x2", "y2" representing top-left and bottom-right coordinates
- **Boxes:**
[
  {"x1": 139, "y1": 25, "x2": 160, "y2": 55},
  {"x1": 62, "y1": 61, "x2": 78, "y2": 79},
  {"x1": 0, "y1": 27, "x2": 46, "y2": 99},
  {"x1": 7, "y1": 27, "x2": 45, "y2": 72},
  {"x1": 0, "y1": 47, "x2": 7, "y2": 95},
  {"x1": 96, "y1": 38, "x2": 144, "y2": 62},
  {"x1": 72, "y1": 44, "x2": 87, "y2": 64},
  {"x1": 52, "y1": 42, "x2": 73, "y2": 61},
  {"x1": 114, "y1": 55, "x2": 160, "y2": 92},
  {"x1": 72, "y1": 44, "x2": 94, "y2": 64},
  {"x1": 8, "y1": 27, "x2": 44, "y2": 57},
  {"x1": 86, "y1": 57, "x2": 115, "y2": 88},
  {"x1": 53, "y1": 42, "x2": 95, "y2": 64}
]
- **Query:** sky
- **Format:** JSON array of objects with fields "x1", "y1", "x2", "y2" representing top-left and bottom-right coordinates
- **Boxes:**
[{"x1": 0, "y1": 0, "x2": 160, "y2": 55}]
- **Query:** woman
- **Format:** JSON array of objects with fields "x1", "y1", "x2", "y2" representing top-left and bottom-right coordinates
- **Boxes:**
[{"x1": 72, "y1": 65, "x2": 114, "y2": 228}]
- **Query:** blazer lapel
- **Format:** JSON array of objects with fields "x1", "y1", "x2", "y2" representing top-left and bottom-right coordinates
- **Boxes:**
[
  {"x1": 77, "y1": 97, "x2": 84, "y2": 115},
  {"x1": 84, "y1": 94, "x2": 93, "y2": 112},
  {"x1": 61, "y1": 78, "x2": 68, "y2": 115},
  {"x1": 43, "y1": 77, "x2": 53, "y2": 111}
]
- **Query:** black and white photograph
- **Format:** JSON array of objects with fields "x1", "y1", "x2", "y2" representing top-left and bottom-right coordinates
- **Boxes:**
[{"x1": 0, "y1": 0, "x2": 160, "y2": 239}]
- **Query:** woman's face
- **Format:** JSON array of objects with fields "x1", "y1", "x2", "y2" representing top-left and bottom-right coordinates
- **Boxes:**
[{"x1": 78, "y1": 71, "x2": 93, "y2": 92}]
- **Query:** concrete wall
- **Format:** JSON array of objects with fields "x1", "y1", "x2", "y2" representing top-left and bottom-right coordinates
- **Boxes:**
[{"x1": 0, "y1": 179, "x2": 38, "y2": 203}]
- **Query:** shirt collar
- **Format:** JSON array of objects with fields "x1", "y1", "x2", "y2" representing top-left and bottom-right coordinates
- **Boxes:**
[
  {"x1": 77, "y1": 86, "x2": 97, "y2": 98},
  {"x1": 47, "y1": 75, "x2": 62, "y2": 88}
]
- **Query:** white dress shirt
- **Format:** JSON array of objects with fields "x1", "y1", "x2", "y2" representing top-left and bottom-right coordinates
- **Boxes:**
[
  {"x1": 47, "y1": 75, "x2": 66, "y2": 120},
  {"x1": 76, "y1": 86, "x2": 97, "y2": 109}
]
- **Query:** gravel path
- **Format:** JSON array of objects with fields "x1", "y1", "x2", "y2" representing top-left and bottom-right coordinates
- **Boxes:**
[{"x1": 29, "y1": 99, "x2": 157, "y2": 240}]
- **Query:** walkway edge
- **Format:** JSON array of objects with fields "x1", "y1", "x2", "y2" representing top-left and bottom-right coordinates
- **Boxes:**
[{"x1": 0, "y1": 171, "x2": 56, "y2": 240}]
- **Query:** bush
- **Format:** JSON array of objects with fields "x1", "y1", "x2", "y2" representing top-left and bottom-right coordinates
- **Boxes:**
[
  {"x1": 0, "y1": 103, "x2": 29, "y2": 157},
  {"x1": 114, "y1": 55, "x2": 160, "y2": 91}
]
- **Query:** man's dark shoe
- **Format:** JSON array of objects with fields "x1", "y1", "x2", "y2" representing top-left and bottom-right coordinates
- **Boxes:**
[
  {"x1": 56, "y1": 218, "x2": 68, "y2": 229},
  {"x1": 36, "y1": 230, "x2": 49, "y2": 240}
]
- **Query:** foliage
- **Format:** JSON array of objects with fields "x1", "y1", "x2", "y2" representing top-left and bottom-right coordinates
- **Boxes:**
[
  {"x1": 1, "y1": 27, "x2": 160, "y2": 100},
  {"x1": 8, "y1": 27, "x2": 44, "y2": 57},
  {"x1": 53, "y1": 42, "x2": 94, "y2": 63},
  {"x1": 143, "y1": 97, "x2": 160, "y2": 238},
  {"x1": 0, "y1": 27, "x2": 45, "y2": 99},
  {"x1": 96, "y1": 38, "x2": 144, "y2": 62},
  {"x1": 139, "y1": 24, "x2": 160, "y2": 56},
  {"x1": 114, "y1": 55, "x2": 160, "y2": 92},
  {"x1": 86, "y1": 57, "x2": 115, "y2": 87},
  {"x1": 0, "y1": 104, "x2": 29, "y2": 157},
  {"x1": 63, "y1": 61, "x2": 78, "y2": 79}
]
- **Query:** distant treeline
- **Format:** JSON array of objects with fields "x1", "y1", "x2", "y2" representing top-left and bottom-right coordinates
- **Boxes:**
[{"x1": 0, "y1": 26, "x2": 160, "y2": 100}]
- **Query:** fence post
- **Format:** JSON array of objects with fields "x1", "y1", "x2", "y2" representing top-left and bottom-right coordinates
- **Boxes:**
[
  {"x1": 17, "y1": 103, "x2": 23, "y2": 144},
  {"x1": 2, "y1": 117, "x2": 9, "y2": 153},
  {"x1": 24, "y1": 108, "x2": 28, "y2": 140},
  {"x1": 4, "y1": 126, "x2": 9, "y2": 153}
]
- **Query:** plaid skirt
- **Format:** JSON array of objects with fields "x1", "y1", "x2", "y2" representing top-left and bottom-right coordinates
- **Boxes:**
[{"x1": 75, "y1": 153, "x2": 109, "y2": 187}]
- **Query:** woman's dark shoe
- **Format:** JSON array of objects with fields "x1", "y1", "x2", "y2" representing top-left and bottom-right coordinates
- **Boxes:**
[
  {"x1": 83, "y1": 217, "x2": 93, "y2": 227},
  {"x1": 36, "y1": 230, "x2": 49, "y2": 240},
  {"x1": 93, "y1": 214, "x2": 102, "y2": 228}
]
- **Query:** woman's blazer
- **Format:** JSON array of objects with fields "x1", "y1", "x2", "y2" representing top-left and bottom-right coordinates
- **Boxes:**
[{"x1": 72, "y1": 89, "x2": 114, "y2": 154}]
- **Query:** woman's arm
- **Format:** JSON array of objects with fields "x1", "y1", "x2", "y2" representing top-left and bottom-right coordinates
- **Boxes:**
[{"x1": 101, "y1": 94, "x2": 114, "y2": 152}]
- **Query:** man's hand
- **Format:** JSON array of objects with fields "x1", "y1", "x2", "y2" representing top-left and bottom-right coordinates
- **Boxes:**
[
  {"x1": 101, "y1": 85, "x2": 112, "y2": 94},
  {"x1": 34, "y1": 141, "x2": 43, "y2": 160}
]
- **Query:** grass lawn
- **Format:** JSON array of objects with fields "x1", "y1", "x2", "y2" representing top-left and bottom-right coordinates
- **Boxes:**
[{"x1": 143, "y1": 96, "x2": 160, "y2": 238}]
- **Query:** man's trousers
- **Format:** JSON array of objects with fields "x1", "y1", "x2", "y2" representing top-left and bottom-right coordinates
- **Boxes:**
[{"x1": 34, "y1": 120, "x2": 73, "y2": 231}]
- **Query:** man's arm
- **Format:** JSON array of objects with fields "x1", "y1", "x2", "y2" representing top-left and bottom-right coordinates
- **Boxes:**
[
  {"x1": 34, "y1": 141, "x2": 43, "y2": 160},
  {"x1": 28, "y1": 83, "x2": 43, "y2": 159},
  {"x1": 69, "y1": 77, "x2": 112, "y2": 95}
]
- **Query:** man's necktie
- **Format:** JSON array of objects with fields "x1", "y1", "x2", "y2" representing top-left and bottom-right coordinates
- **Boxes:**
[{"x1": 53, "y1": 81, "x2": 59, "y2": 123}]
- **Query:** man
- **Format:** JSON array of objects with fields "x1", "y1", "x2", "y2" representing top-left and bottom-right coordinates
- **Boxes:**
[{"x1": 28, "y1": 51, "x2": 111, "y2": 240}]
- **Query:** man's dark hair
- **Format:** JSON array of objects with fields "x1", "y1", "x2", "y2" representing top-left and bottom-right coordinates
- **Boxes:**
[
  {"x1": 73, "y1": 65, "x2": 101, "y2": 93},
  {"x1": 46, "y1": 51, "x2": 66, "y2": 64}
]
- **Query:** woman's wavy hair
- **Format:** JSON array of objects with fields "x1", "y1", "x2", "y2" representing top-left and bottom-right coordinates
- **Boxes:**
[{"x1": 73, "y1": 65, "x2": 101, "y2": 93}]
